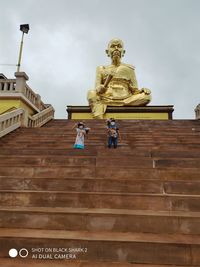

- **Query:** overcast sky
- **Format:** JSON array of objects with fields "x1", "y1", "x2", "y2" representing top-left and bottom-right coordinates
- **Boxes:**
[{"x1": 1, "y1": 0, "x2": 200, "y2": 119}]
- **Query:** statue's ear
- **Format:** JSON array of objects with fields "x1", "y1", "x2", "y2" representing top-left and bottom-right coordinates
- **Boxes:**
[{"x1": 105, "y1": 49, "x2": 110, "y2": 57}]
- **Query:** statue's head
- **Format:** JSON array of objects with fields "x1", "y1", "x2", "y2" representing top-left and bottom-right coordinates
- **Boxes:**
[{"x1": 106, "y1": 39, "x2": 125, "y2": 58}]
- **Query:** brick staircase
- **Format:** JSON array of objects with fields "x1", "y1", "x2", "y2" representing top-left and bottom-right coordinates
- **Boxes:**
[{"x1": 0, "y1": 119, "x2": 200, "y2": 266}]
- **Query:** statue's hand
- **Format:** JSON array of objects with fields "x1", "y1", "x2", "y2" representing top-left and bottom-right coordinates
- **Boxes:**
[
  {"x1": 96, "y1": 85, "x2": 107, "y2": 94},
  {"x1": 141, "y1": 88, "x2": 151, "y2": 95},
  {"x1": 129, "y1": 86, "x2": 140, "y2": 95}
]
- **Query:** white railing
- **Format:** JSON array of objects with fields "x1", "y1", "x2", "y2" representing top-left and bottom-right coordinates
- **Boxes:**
[
  {"x1": 0, "y1": 108, "x2": 24, "y2": 138},
  {"x1": 0, "y1": 106, "x2": 54, "y2": 138},
  {"x1": 24, "y1": 84, "x2": 46, "y2": 111},
  {"x1": 0, "y1": 77, "x2": 46, "y2": 112},
  {"x1": 28, "y1": 105, "x2": 55, "y2": 127},
  {"x1": 0, "y1": 79, "x2": 16, "y2": 92},
  {"x1": 0, "y1": 72, "x2": 55, "y2": 137}
]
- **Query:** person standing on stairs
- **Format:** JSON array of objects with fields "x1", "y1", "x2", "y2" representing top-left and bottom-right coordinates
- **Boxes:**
[
  {"x1": 73, "y1": 122, "x2": 86, "y2": 149},
  {"x1": 107, "y1": 118, "x2": 121, "y2": 148},
  {"x1": 72, "y1": 121, "x2": 91, "y2": 139}
]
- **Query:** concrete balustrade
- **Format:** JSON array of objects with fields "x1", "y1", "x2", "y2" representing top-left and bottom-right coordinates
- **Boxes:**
[
  {"x1": 24, "y1": 84, "x2": 43, "y2": 110},
  {"x1": 15, "y1": 72, "x2": 45, "y2": 111},
  {"x1": 0, "y1": 104, "x2": 54, "y2": 137},
  {"x1": 24, "y1": 84, "x2": 46, "y2": 111},
  {"x1": 0, "y1": 108, "x2": 25, "y2": 138},
  {"x1": 0, "y1": 72, "x2": 48, "y2": 112},
  {"x1": 0, "y1": 72, "x2": 54, "y2": 136},
  {"x1": 28, "y1": 105, "x2": 55, "y2": 127},
  {"x1": 0, "y1": 79, "x2": 16, "y2": 92}
]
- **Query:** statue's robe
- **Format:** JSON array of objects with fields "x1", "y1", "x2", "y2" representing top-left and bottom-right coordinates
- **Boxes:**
[{"x1": 87, "y1": 63, "x2": 151, "y2": 118}]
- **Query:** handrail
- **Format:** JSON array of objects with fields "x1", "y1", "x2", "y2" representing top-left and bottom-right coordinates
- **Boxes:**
[
  {"x1": 0, "y1": 105, "x2": 55, "y2": 138},
  {"x1": 0, "y1": 108, "x2": 24, "y2": 138},
  {"x1": 24, "y1": 84, "x2": 46, "y2": 111},
  {"x1": 0, "y1": 79, "x2": 16, "y2": 92},
  {"x1": 0, "y1": 78, "x2": 45, "y2": 112},
  {"x1": 28, "y1": 105, "x2": 55, "y2": 127},
  {"x1": 0, "y1": 72, "x2": 55, "y2": 136}
]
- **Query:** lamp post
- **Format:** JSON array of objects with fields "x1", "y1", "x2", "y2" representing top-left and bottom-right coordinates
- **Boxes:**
[{"x1": 17, "y1": 24, "x2": 30, "y2": 72}]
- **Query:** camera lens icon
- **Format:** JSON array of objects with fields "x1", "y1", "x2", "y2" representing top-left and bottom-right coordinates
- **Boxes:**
[
  {"x1": 19, "y1": 248, "x2": 29, "y2": 258},
  {"x1": 9, "y1": 249, "x2": 18, "y2": 258},
  {"x1": 9, "y1": 248, "x2": 29, "y2": 258}
]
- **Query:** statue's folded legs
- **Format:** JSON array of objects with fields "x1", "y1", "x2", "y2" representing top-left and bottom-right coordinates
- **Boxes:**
[
  {"x1": 123, "y1": 92, "x2": 151, "y2": 106},
  {"x1": 87, "y1": 90, "x2": 107, "y2": 119}
]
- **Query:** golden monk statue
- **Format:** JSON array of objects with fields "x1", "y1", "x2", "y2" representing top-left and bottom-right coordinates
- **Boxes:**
[{"x1": 87, "y1": 39, "x2": 151, "y2": 118}]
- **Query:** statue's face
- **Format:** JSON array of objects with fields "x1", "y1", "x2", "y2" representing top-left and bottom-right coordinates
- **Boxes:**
[{"x1": 106, "y1": 39, "x2": 125, "y2": 58}]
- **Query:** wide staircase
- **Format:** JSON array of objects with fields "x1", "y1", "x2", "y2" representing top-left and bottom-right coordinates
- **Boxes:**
[{"x1": 0, "y1": 119, "x2": 200, "y2": 267}]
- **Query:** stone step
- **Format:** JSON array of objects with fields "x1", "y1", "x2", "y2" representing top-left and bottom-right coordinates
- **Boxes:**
[
  {"x1": 2, "y1": 144, "x2": 200, "y2": 150},
  {"x1": 13, "y1": 134, "x2": 193, "y2": 139},
  {"x1": 5, "y1": 129, "x2": 200, "y2": 134},
  {"x1": 152, "y1": 150, "x2": 200, "y2": 158},
  {"x1": 4, "y1": 141, "x2": 200, "y2": 147},
  {"x1": 0, "y1": 166, "x2": 95, "y2": 179},
  {"x1": 0, "y1": 148, "x2": 98, "y2": 156},
  {"x1": 164, "y1": 181, "x2": 200, "y2": 195},
  {"x1": 96, "y1": 157, "x2": 200, "y2": 168},
  {"x1": 0, "y1": 156, "x2": 97, "y2": 167},
  {"x1": 1, "y1": 146, "x2": 199, "y2": 153},
  {"x1": 0, "y1": 144, "x2": 110, "y2": 149},
  {"x1": 1, "y1": 148, "x2": 200, "y2": 158},
  {"x1": 36, "y1": 129, "x2": 196, "y2": 134},
  {"x1": 21, "y1": 132, "x2": 198, "y2": 137},
  {"x1": 1, "y1": 167, "x2": 200, "y2": 180},
  {"x1": 1, "y1": 141, "x2": 195, "y2": 147},
  {"x1": 0, "y1": 228, "x2": 200, "y2": 265},
  {"x1": 12, "y1": 126, "x2": 200, "y2": 132},
  {"x1": 154, "y1": 158, "x2": 200, "y2": 168},
  {"x1": 0, "y1": 207, "x2": 199, "y2": 235},
  {"x1": 3, "y1": 134, "x2": 198, "y2": 142},
  {"x1": 29, "y1": 125, "x2": 200, "y2": 130},
  {"x1": 5, "y1": 142, "x2": 197, "y2": 148},
  {"x1": 1, "y1": 133, "x2": 199, "y2": 139},
  {"x1": 1, "y1": 135, "x2": 200, "y2": 141},
  {"x1": 2, "y1": 145, "x2": 200, "y2": 151},
  {"x1": 137, "y1": 145, "x2": 200, "y2": 150},
  {"x1": 0, "y1": 177, "x2": 200, "y2": 195},
  {"x1": 2, "y1": 126, "x2": 199, "y2": 133},
  {"x1": 12, "y1": 131, "x2": 196, "y2": 137},
  {"x1": 0, "y1": 166, "x2": 95, "y2": 178},
  {"x1": 4, "y1": 133, "x2": 199, "y2": 138},
  {"x1": 0, "y1": 148, "x2": 151, "y2": 157},
  {"x1": 11, "y1": 129, "x2": 194, "y2": 135},
  {"x1": 0, "y1": 191, "x2": 200, "y2": 211},
  {"x1": 96, "y1": 167, "x2": 200, "y2": 180},
  {"x1": 0, "y1": 259, "x2": 171, "y2": 267},
  {"x1": 27, "y1": 125, "x2": 197, "y2": 130},
  {"x1": 0, "y1": 156, "x2": 155, "y2": 168},
  {"x1": 0, "y1": 178, "x2": 163, "y2": 193}
]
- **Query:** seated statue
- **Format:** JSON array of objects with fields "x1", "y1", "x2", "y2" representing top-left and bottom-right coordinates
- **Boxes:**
[{"x1": 87, "y1": 39, "x2": 152, "y2": 119}]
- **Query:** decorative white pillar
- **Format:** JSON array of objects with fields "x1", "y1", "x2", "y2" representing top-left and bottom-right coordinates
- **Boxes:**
[
  {"x1": 14, "y1": 72, "x2": 29, "y2": 93},
  {"x1": 21, "y1": 110, "x2": 29, "y2": 127}
]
